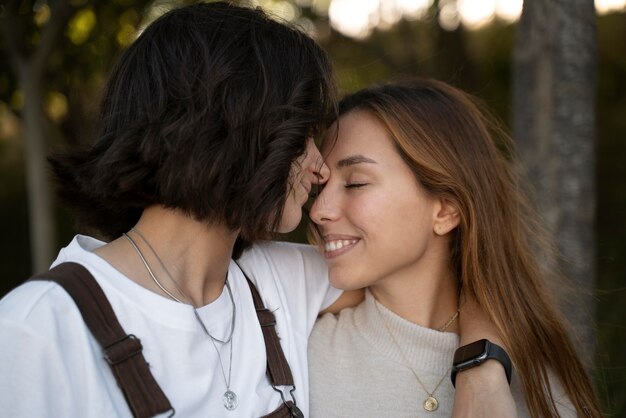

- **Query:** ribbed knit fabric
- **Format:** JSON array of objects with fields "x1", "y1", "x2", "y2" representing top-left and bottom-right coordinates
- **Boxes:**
[{"x1": 309, "y1": 290, "x2": 576, "y2": 418}]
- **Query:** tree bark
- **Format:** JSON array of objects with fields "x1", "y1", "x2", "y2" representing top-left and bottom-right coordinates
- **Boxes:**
[
  {"x1": 20, "y1": 66, "x2": 56, "y2": 273},
  {"x1": 513, "y1": 0, "x2": 597, "y2": 361},
  {"x1": 3, "y1": 0, "x2": 74, "y2": 273}
]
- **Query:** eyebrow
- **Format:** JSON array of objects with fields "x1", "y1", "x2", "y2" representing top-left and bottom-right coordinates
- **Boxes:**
[{"x1": 336, "y1": 155, "x2": 377, "y2": 168}]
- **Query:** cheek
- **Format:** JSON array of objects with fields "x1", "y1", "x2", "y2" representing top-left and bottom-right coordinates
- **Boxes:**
[
  {"x1": 276, "y1": 194, "x2": 302, "y2": 233},
  {"x1": 356, "y1": 189, "x2": 421, "y2": 240},
  {"x1": 359, "y1": 195, "x2": 433, "y2": 276},
  {"x1": 345, "y1": 191, "x2": 387, "y2": 229}
]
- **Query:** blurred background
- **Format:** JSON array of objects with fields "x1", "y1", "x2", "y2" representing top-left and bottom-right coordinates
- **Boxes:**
[{"x1": 0, "y1": 0, "x2": 624, "y2": 415}]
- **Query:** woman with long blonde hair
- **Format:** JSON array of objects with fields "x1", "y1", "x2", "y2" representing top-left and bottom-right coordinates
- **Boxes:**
[{"x1": 309, "y1": 78, "x2": 601, "y2": 417}]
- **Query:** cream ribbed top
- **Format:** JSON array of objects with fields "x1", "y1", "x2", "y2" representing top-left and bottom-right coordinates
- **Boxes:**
[{"x1": 308, "y1": 290, "x2": 576, "y2": 418}]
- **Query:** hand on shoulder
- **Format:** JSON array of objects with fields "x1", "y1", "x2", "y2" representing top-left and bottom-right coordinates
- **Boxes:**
[{"x1": 454, "y1": 294, "x2": 518, "y2": 418}]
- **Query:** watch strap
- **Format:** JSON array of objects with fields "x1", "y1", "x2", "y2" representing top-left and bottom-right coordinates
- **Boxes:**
[
  {"x1": 487, "y1": 341, "x2": 512, "y2": 384},
  {"x1": 451, "y1": 339, "x2": 512, "y2": 387}
]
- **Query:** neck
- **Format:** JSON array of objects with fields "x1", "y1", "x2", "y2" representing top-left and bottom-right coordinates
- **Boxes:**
[
  {"x1": 369, "y1": 251, "x2": 459, "y2": 333},
  {"x1": 96, "y1": 205, "x2": 239, "y2": 306}
]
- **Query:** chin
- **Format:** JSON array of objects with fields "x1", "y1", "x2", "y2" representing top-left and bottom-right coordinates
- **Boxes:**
[
  {"x1": 276, "y1": 211, "x2": 302, "y2": 233},
  {"x1": 328, "y1": 268, "x2": 365, "y2": 291}
]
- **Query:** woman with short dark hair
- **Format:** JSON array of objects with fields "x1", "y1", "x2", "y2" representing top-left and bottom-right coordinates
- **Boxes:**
[{"x1": 0, "y1": 3, "x2": 338, "y2": 416}]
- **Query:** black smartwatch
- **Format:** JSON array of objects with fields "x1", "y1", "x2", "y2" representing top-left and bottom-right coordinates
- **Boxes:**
[{"x1": 451, "y1": 339, "x2": 512, "y2": 387}]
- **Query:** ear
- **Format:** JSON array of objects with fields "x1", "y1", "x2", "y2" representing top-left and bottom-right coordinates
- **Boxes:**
[{"x1": 433, "y1": 198, "x2": 460, "y2": 236}]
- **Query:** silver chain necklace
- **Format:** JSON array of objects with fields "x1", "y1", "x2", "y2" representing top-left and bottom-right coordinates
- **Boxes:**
[
  {"x1": 123, "y1": 231, "x2": 238, "y2": 411},
  {"x1": 129, "y1": 227, "x2": 235, "y2": 344}
]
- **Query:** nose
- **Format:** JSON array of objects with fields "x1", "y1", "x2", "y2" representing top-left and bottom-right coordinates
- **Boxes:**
[
  {"x1": 312, "y1": 158, "x2": 330, "y2": 184},
  {"x1": 306, "y1": 140, "x2": 330, "y2": 185},
  {"x1": 310, "y1": 183, "x2": 339, "y2": 226}
]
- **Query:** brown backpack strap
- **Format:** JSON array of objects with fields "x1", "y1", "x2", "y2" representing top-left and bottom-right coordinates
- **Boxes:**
[
  {"x1": 239, "y1": 265, "x2": 304, "y2": 418},
  {"x1": 261, "y1": 401, "x2": 303, "y2": 418},
  {"x1": 245, "y1": 276, "x2": 294, "y2": 386},
  {"x1": 31, "y1": 262, "x2": 174, "y2": 418}
]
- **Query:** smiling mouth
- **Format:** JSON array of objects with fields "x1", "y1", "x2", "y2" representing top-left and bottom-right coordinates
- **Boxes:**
[{"x1": 323, "y1": 238, "x2": 359, "y2": 258}]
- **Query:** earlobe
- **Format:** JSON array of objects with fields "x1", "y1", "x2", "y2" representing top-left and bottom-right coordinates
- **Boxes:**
[{"x1": 434, "y1": 198, "x2": 460, "y2": 236}]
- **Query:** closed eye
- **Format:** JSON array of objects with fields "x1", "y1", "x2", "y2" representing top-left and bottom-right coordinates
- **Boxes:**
[{"x1": 345, "y1": 183, "x2": 368, "y2": 189}]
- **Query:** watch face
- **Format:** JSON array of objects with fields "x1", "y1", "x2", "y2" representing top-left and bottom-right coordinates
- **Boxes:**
[{"x1": 453, "y1": 339, "x2": 488, "y2": 364}]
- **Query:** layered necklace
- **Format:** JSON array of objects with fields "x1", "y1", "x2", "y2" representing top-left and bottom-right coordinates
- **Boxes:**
[
  {"x1": 124, "y1": 228, "x2": 238, "y2": 411},
  {"x1": 374, "y1": 298, "x2": 459, "y2": 412}
]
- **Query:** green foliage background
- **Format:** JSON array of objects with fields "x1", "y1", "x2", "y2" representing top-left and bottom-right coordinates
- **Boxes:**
[{"x1": 0, "y1": 1, "x2": 624, "y2": 415}]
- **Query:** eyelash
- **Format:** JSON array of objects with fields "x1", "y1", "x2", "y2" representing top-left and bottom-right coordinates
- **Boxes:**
[{"x1": 308, "y1": 183, "x2": 367, "y2": 197}]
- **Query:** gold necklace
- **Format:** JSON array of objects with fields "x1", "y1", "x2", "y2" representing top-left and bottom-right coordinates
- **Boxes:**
[
  {"x1": 438, "y1": 309, "x2": 459, "y2": 332},
  {"x1": 374, "y1": 299, "x2": 458, "y2": 412}
]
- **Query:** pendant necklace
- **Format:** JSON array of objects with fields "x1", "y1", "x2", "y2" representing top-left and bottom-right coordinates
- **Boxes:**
[
  {"x1": 124, "y1": 230, "x2": 238, "y2": 411},
  {"x1": 130, "y1": 228, "x2": 235, "y2": 344},
  {"x1": 374, "y1": 298, "x2": 458, "y2": 412}
]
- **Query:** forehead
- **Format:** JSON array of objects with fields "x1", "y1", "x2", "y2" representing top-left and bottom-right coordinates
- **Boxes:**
[{"x1": 322, "y1": 110, "x2": 397, "y2": 166}]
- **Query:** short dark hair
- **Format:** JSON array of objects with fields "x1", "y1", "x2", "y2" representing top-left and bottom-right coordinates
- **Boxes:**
[{"x1": 50, "y1": 2, "x2": 336, "y2": 244}]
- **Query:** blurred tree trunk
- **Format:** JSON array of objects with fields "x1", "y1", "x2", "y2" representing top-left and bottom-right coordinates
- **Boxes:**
[
  {"x1": 3, "y1": 1, "x2": 75, "y2": 273},
  {"x1": 513, "y1": 0, "x2": 597, "y2": 360}
]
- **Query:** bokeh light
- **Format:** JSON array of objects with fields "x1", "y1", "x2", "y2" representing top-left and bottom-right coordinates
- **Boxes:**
[{"x1": 327, "y1": 0, "x2": 625, "y2": 37}]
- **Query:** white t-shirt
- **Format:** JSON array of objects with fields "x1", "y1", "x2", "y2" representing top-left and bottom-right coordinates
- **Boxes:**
[{"x1": 0, "y1": 235, "x2": 341, "y2": 418}]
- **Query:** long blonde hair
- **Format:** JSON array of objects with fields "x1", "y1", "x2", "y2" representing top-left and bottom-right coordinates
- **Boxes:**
[{"x1": 336, "y1": 78, "x2": 601, "y2": 417}]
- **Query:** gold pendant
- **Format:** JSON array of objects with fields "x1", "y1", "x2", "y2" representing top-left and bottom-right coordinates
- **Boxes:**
[{"x1": 423, "y1": 395, "x2": 439, "y2": 412}]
